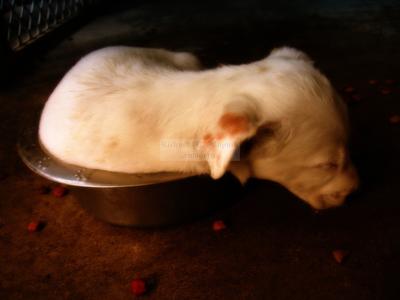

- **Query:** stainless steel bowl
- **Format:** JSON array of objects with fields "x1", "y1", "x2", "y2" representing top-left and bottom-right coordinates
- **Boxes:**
[{"x1": 17, "y1": 120, "x2": 242, "y2": 227}]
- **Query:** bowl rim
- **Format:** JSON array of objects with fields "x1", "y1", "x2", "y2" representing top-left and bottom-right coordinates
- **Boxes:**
[{"x1": 17, "y1": 117, "x2": 195, "y2": 188}]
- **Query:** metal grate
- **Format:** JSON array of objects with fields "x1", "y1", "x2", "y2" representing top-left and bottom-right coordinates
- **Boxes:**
[{"x1": 0, "y1": 0, "x2": 96, "y2": 51}]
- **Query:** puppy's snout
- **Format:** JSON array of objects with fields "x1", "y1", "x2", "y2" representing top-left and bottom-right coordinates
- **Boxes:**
[
  {"x1": 346, "y1": 164, "x2": 360, "y2": 195},
  {"x1": 342, "y1": 167, "x2": 360, "y2": 205},
  {"x1": 348, "y1": 181, "x2": 359, "y2": 195},
  {"x1": 329, "y1": 165, "x2": 359, "y2": 208}
]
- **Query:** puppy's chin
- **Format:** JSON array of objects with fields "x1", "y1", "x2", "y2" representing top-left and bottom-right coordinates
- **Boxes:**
[
  {"x1": 306, "y1": 195, "x2": 345, "y2": 210},
  {"x1": 300, "y1": 193, "x2": 347, "y2": 210}
]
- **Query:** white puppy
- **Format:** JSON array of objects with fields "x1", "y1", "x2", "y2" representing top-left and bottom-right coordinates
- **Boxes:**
[{"x1": 39, "y1": 46, "x2": 359, "y2": 209}]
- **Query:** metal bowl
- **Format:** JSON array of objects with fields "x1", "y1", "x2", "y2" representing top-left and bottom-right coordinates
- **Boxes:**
[{"x1": 17, "y1": 121, "x2": 242, "y2": 227}]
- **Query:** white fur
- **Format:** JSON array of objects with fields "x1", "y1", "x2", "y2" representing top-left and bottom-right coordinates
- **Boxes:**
[{"x1": 39, "y1": 46, "x2": 359, "y2": 209}]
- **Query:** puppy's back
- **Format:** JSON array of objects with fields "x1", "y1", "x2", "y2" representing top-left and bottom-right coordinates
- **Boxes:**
[{"x1": 39, "y1": 47, "x2": 200, "y2": 171}]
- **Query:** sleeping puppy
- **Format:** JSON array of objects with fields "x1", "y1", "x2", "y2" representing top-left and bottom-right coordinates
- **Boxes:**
[{"x1": 39, "y1": 46, "x2": 359, "y2": 210}]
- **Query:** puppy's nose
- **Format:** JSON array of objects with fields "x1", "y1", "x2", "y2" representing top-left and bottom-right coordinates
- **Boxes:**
[
  {"x1": 345, "y1": 169, "x2": 361, "y2": 203},
  {"x1": 345, "y1": 184, "x2": 363, "y2": 204},
  {"x1": 347, "y1": 164, "x2": 360, "y2": 193},
  {"x1": 350, "y1": 181, "x2": 359, "y2": 194}
]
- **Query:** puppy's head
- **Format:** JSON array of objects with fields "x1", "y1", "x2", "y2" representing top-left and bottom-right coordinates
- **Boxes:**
[
  {"x1": 206, "y1": 47, "x2": 359, "y2": 210},
  {"x1": 249, "y1": 120, "x2": 359, "y2": 210}
]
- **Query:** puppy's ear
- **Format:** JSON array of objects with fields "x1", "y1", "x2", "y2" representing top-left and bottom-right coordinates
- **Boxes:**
[
  {"x1": 269, "y1": 47, "x2": 313, "y2": 63},
  {"x1": 203, "y1": 96, "x2": 261, "y2": 179}
]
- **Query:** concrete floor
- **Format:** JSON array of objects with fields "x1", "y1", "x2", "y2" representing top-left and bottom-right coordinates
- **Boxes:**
[{"x1": 1, "y1": 1, "x2": 400, "y2": 299}]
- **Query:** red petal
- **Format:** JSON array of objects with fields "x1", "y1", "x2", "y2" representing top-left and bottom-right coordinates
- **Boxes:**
[
  {"x1": 213, "y1": 220, "x2": 227, "y2": 232},
  {"x1": 332, "y1": 249, "x2": 349, "y2": 264},
  {"x1": 130, "y1": 279, "x2": 147, "y2": 296},
  {"x1": 27, "y1": 221, "x2": 39, "y2": 232},
  {"x1": 52, "y1": 185, "x2": 68, "y2": 198},
  {"x1": 343, "y1": 86, "x2": 355, "y2": 93}
]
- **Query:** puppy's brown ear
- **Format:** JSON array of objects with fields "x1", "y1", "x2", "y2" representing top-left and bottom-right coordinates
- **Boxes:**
[{"x1": 204, "y1": 97, "x2": 261, "y2": 179}]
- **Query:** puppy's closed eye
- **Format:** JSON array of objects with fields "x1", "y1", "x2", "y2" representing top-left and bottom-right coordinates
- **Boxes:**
[{"x1": 314, "y1": 162, "x2": 339, "y2": 171}]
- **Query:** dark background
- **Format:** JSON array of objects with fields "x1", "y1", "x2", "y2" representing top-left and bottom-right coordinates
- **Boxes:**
[{"x1": 1, "y1": 1, "x2": 400, "y2": 299}]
